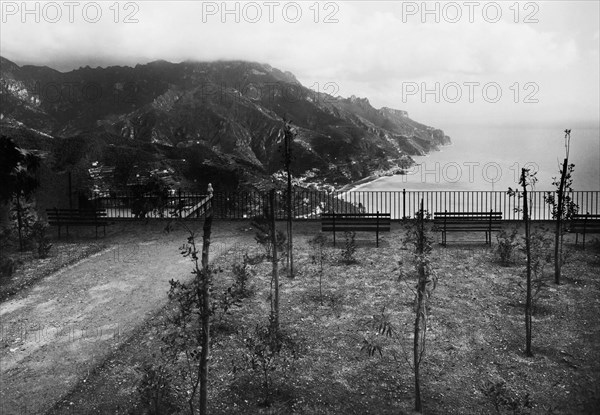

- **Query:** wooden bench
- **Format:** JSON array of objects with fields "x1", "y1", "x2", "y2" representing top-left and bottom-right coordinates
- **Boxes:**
[
  {"x1": 433, "y1": 211, "x2": 502, "y2": 245},
  {"x1": 46, "y1": 208, "x2": 109, "y2": 238},
  {"x1": 321, "y1": 212, "x2": 391, "y2": 247},
  {"x1": 569, "y1": 214, "x2": 600, "y2": 248}
]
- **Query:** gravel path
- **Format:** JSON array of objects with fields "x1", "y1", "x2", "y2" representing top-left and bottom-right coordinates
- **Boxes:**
[{"x1": 0, "y1": 221, "x2": 248, "y2": 415}]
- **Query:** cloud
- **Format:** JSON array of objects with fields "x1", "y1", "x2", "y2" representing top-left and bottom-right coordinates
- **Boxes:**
[{"x1": 0, "y1": 1, "x2": 596, "y2": 125}]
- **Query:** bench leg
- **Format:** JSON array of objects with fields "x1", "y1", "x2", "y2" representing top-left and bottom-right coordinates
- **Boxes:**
[
  {"x1": 333, "y1": 230, "x2": 336, "y2": 247},
  {"x1": 376, "y1": 229, "x2": 379, "y2": 248}
]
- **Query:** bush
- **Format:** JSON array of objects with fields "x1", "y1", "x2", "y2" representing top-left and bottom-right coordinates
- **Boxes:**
[
  {"x1": 526, "y1": 228, "x2": 553, "y2": 313},
  {"x1": 496, "y1": 227, "x2": 519, "y2": 266},
  {"x1": 251, "y1": 217, "x2": 287, "y2": 260},
  {"x1": 481, "y1": 380, "x2": 533, "y2": 414},
  {"x1": 10, "y1": 200, "x2": 38, "y2": 251},
  {"x1": 231, "y1": 254, "x2": 255, "y2": 299},
  {"x1": 309, "y1": 232, "x2": 329, "y2": 304},
  {"x1": 136, "y1": 362, "x2": 179, "y2": 415},
  {"x1": 0, "y1": 257, "x2": 16, "y2": 281},
  {"x1": 234, "y1": 319, "x2": 300, "y2": 407},
  {"x1": 340, "y1": 231, "x2": 357, "y2": 264},
  {"x1": 31, "y1": 221, "x2": 52, "y2": 259}
]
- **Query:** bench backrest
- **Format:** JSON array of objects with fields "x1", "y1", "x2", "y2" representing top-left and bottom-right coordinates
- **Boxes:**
[
  {"x1": 46, "y1": 208, "x2": 107, "y2": 220},
  {"x1": 570, "y1": 214, "x2": 600, "y2": 231},
  {"x1": 434, "y1": 211, "x2": 502, "y2": 221},
  {"x1": 321, "y1": 213, "x2": 391, "y2": 230},
  {"x1": 572, "y1": 214, "x2": 600, "y2": 221},
  {"x1": 433, "y1": 211, "x2": 502, "y2": 230}
]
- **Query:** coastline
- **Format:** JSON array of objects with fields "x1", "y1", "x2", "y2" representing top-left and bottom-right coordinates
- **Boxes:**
[
  {"x1": 337, "y1": 174, "x2": 385, "y2": 193},
  {"x1": 336, "y1": 153, "x2": 424, "y2": 193},
  {"x1": 338, "y1": 138, "x2": 457, "y2": 193}
]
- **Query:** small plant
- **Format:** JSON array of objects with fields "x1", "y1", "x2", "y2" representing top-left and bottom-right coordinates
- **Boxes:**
[
  {"x1": 521, "y1": 228, "x2": 553, "y2": 314},
  {"x1": 160, "y1": 216, "x2": 214, "y2": 415},
  {"x1": 251, "y1": 216, "x2": 286, "y2": 260},
  {"x1": 362, "y1": 202, "x2": 437, "y2": 413},
  {"x1": 574, "y1": 380, "x2": 600, "y2": 414},
  {"x1": 136, "y1": 362, "x2": 180, "y2": 415},
  {"x1": 31, "y1": 220, "x2": 52, "y2": 259},
  {"x1": 544, "y1": 129, "x2": 578, "y2": 284},
  {"x1": 340, "y1": 231, "x2": 357, "y2": 264},
  {"x1": 234, "y1": 318, "x2": 299, "y2": 407},
  {"x1": 212, "y1": 267, "x2": 244, "y2": 329},
  {"x1": 509, "y1": 168, "x2": 537, "y2": 356},
  {"x1": 496, "y1": 227, "x2": 519, "y2": 266},
  {"x1": 0, "y1": 257, "x2": 17, "y2": 281},
  {"x1": 481, "y1": 380, "x2": 533, "y2": 414},
  {"x1": 0, "y1": 228, "x2": 15, "y2": 280},
  {"x1": 10, "y1": 200, "x2": 38, "y2": 251},
  {"x1": 309, "y1": 233, "x2": 329, "y2": 304},
  {"x1": 231, "y1": 253, "x2": 255, "y2": 299}
]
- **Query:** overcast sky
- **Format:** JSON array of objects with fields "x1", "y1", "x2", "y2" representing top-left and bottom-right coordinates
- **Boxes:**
[{"x1": 1, "y1": 1, "x2": 599, "y2": 128}]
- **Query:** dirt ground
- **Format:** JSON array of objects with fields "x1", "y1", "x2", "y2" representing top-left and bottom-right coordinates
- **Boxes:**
[
  {"x1": 1, "y1": 220, "x2": 599, "y2": 415},
  {"x1": 0, "y1": 220, "x2": 253, "y2": 415}
]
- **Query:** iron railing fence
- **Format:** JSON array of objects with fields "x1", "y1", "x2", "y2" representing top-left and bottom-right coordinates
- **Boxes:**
[
  {"x1": 90, "y1": 190, "x2": 210, "y2": 219},
  {"x1": 92, "y1": 190, "x2": 600, "y2": 221}
]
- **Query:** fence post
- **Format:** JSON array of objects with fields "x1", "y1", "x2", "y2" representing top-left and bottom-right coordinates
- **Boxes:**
[
  {"x1": 403, "y1": 189, "x2": 406, "y2": 220},
  {"x1": 196, "y1": 192, "x2": 200, "y2": 218},
  {"x1": 178, "y1": 188, "x2": 182, "y2": 218}
]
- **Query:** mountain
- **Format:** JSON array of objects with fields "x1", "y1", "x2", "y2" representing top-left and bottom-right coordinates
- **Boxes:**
[{"x1": 0, "y1": 56, "x2": 450, "y2": 192}]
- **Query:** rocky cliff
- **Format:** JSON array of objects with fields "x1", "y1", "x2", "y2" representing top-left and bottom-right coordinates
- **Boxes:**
[{"x1": 0, "y1": 57, "x2": 450, "y2": 192}]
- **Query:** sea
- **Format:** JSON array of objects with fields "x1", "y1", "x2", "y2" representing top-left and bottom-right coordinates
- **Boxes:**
[{"x1": 356, "y1": 124, "x2": 600, "y2": 192}]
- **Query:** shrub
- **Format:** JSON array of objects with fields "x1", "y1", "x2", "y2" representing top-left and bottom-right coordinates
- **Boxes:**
[
  {"x1": 251, "y1": 217, "x2": 287, "y2": 260},
  {"x1": 340, "y1": 231, "x2": 357, "y2": 264},
  {"x1": 481, "y1": 380, "x2": 533, "y2": 414},
  {"x1": 309, "y1": 233, "x2": 329, "y2": 304},
  {"x1": 496, "y1": 227, "x2": 520, "y2": 266},
  {"x1": 234, "y1": 319, "x2": 300, "y2": 407},
  {"x1": 136, "y1": 362, "x2": 179, "y2": 415},
  {"x1": 31, "y1": 221, "x2": 52, "y2": 259},
  {"x1": 10, "y1": 200, "x2": 38, "y2": 251},
  {"x1": 231, "y1": 253, "x2": 255, "y2": 299},
  {"x1": 524, "y1": 228, "x2": 553, "y2": 314},
  {"x1": 0, "y1": 257, "x2": 16, "y2": 281}
]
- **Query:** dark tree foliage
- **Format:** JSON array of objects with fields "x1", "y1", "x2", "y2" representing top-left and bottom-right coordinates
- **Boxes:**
[
  {"x1": 0, "y1": 136, "x2": 41, "y2": 250},
  {"x1": 130, "y1": 176, "x2": 170, "y2": 219},
  {"x1": 0, "y1": 135, "x2": 40, "y2": 204}
]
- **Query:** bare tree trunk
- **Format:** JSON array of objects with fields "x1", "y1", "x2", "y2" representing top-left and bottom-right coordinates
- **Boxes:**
[
  {"x1": 283, "y1": 122, "x2": 294, "y2": 278},
  {"x1": 522, "y1": 169, "x2": 533, "y2": 357},
  {"x1": 269, "y1": 189, "x2": 279, "y2": 331},
  {"x1": 554, "y1": 158, "x2": 568, "y2": 285},
  {"x1": 414, "y1": 279, "x2": 424, "y2": 412},
  {"x1": 413, "y1": 199, "x2": 425, "y2": 412},
  {"x1": 199, "y1": 198, "x2": 213, "y2": 415},
  {"x1": 287, "y1": 169, "x2": 294, "y2": 278}
]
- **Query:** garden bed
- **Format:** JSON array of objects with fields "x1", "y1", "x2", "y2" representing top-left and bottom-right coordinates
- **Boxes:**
[{"x1": 43, "y1": 221, "x2": 600, "y2": 414}]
